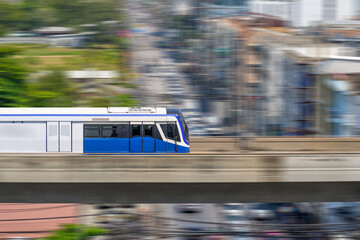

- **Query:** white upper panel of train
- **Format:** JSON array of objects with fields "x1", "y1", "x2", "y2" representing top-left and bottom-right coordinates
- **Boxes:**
[
  {"x1": 0, "y1": 107, "x2": 167, "y2": 115},
  {"x1": 0, "y1": 107, "x2": 171, "y2": 122}
]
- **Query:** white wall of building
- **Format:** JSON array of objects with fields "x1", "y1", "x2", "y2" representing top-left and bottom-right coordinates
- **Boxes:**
[
  {"x1": 298, "y1": 0, "x2": 322, "y2": 27},
  {"x1": 249, "y1": 0, "x2": 359, "y2": 27},
  {"x1": 249, "y1": 1, "x2": 292, "y2": 20},
  {"x1": 337, "y1": 0, "x2": 358, "y2": 20}
]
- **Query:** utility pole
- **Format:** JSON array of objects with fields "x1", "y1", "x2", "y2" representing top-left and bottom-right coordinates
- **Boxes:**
[
  {"x1": 235, "y1": 35, "x2": 242, "y2": 150},
  {"x1": 315, "y1": 22, "x2": 323, "y2": 136}
]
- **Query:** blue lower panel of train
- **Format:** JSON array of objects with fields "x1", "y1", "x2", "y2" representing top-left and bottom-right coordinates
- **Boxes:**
[
  {"x1": 174, "y1": 144, "x2": 189, "y2": 153},
  {"x1": 84, "y1": 138, "x2": 130, "y2": 153},
  {"x1": 83, "y1": 138, "x2": 189, "y2": 153},
  {"x1": 156, "y1": 139, "x2": 167, "y2": 153},
  {"x1": 130, "y1": 137, "x2": 142, "y2": 153}
]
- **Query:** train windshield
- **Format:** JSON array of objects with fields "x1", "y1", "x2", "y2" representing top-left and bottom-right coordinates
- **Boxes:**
[
  {"x1": 179, "y1": 111, "x2": 189, "y2": 143},
  {"x1": 167, "y1": 108, "x2": 189, "y2": 143}
]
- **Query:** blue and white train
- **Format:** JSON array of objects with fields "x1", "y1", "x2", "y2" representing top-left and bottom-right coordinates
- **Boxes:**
[{"x1": 0, "y1": 107, "x2": 190, "y2": 153}]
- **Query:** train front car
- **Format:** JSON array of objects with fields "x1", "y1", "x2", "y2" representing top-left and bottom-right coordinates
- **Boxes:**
[
  {"x1": 83, "y1": 107, "x2": 190, "y2": 154},
  {"x1": 166, "y1": 108, "x2": 190, "y2": 153}
]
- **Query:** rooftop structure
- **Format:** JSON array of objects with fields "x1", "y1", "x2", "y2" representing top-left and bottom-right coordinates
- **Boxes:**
[
  {"x1": 33, "y1": 27, "x2": 74, "y2": 35},
  {"x1": 66, "y1": 70, "x2": 120, "y2": 79}
]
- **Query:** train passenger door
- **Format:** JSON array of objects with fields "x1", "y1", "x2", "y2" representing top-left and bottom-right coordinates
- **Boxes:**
[
  {"x1": 130, "y1": 122, "x2": 156, "y2": 153},
  {"x1": 130, "y1": 122, "x2": 142, "y2": 153},
  {"x1": 47, "y1": 122, "x2": 59, "y2": 152},
  {"x1": 60, "y1": 122, "x2": 71, "y2": 152},
  {"x1": 47, "y1": 121, "x2": 72, "y2": 152},
  {"x1": 118, "y1": 123, "x2": 130, "y2": 152},
  {"x1": 142, "y1": 122, "x2": 155, "y2": 153}
]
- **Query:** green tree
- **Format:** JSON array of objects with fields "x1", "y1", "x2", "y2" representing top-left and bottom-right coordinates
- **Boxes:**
[
  {"x1": 0, "y1": 0, "x2": 126, "y2": 34},
  {"x1": 45, "y1": 0, "x2": 121, "y2": 26},
  {"x1": 0, "y1": 3, "x2": 25, "y2": 33},
  {"x1": 25, "y1": 69, "x2": 77, "y2": 107},
  {"x1": 42, "y1": 224, "x2": 108, "y2": 240},
  {"x1": 19, "y1": 0, "x2": 57, "y2": 30},
  {"x1": 89, "y1": 94, "x2": 138, "y2": 107},
  {"x1": 90, "y1": 97, "x2": 111, "y2": 107},
  {"x1": 0, "y1": 47, "x2": 29, "y2": 106},
  {"x1": 112, "y1": 94, "x2": 138, "y2": 107}
]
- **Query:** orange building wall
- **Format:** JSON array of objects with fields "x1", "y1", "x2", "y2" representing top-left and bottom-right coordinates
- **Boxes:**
[{"x1": 0, "y1": 204, "x2": 78, "y2": 239}]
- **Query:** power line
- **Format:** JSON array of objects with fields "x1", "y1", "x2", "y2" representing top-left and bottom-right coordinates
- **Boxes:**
[
  {"x1": 0, "y1": 204, "x2": 76, "y2": 214},
  {"x1": 108, "y1": 223, "x2": 359, "y2": 239},
  {"x1": 0, "y1": 209, "x2": 357, "y2": 236},
  {"x1": 0, "y1": 209, "x2": 354, "y2": 229},
  {"x1": 144, "y1": 220, "x2": 360, "y2": 234},
  {"x1": 123, "y1": 210, "x2": 360, "y2": 229},
  {"x1": 0, "y1": 213, "x2": 102, "y2": 222},
  {"x1": 0, "y1": 230, "x2": 51, "y2": 234}
]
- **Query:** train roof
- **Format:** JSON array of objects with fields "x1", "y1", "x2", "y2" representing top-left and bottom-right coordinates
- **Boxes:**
[{"x1": 0, "y1": 107, "x2": 169, "y2": 115}]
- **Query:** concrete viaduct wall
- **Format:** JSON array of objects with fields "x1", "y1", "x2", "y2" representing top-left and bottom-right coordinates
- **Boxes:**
[
  {"x1": 191, "y1": 137, "x2": 360, "y2": 152},
  {"x1": 0, "y1": 154, "x2": 359, "y2": 203}
]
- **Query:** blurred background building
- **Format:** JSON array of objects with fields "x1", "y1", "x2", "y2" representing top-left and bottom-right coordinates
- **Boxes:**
[
  {"x1": 0, "y1": 0, "x2": 359, "y2": 137},
  {"x1": 158, "y1": 0, "x2": 360, "y2": 136}
]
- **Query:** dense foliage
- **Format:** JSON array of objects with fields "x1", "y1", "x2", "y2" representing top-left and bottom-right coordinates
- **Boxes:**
[
  {"x1": 0, "y1": 47, "x2": 77, "y2": 107},
  {"x1": 0, "y1": 47, "x2": 29, "y2": 106},
  {"x1": 25, "y1": 69, "x2": 77, "y2": 107},
  {"x1": 0, "y1": 0, "x2": 124, "y2": 34},
  {"x1": 0, "y1": 0, "x2": 137, "y2": 107},
  {"x1": 0, "y1": 0, "x2": 137, "y2": 108},
  {"x1": 0, "y1": 45, "x2": 137, "y2": 107},
  {"x1": 42, "y1": 224, "x2": 108, "y2": 240}
]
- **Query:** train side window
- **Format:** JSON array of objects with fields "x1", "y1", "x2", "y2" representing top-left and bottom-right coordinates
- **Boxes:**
[
  {"x1": 102, "y1": 125, "x2": 118, "y2": 138},
  {"x1": 61, "y1": 125, "x2": 70, "y2": 137},
  {"x1": 49, "y1": 125, "x2": 58, "y2": 136},
  {"x1": 131, "y1": 125, "x2": 141, "y2": 137},
  {"x1": 84, "y1": 125, "x2": 100, "y2": 138},
  {"x1": 118, "y1": 124, "x2": 129, "y2": 138},
  {"x1": 167, "y1": 124, "x2": 180, "y2": 141},
  {"x1": 144, "y1": 125, "x2": 153, "y2": 137},
  {"x1": 167, "y1": 125, "x2": 175, "y2": 139}
]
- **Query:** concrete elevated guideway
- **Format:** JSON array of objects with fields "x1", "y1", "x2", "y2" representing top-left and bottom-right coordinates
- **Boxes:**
[
  {"x1": 0, "y1": 151, "x2": 360, "y2": 203},
  {"x1": 191, "y1": 137, "x2": 360, "y2": 153}
]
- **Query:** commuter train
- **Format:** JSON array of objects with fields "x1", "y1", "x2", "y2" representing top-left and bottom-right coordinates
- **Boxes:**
[{"x1": 0, "y1": 107, "x2": 190, "y2": 153}]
